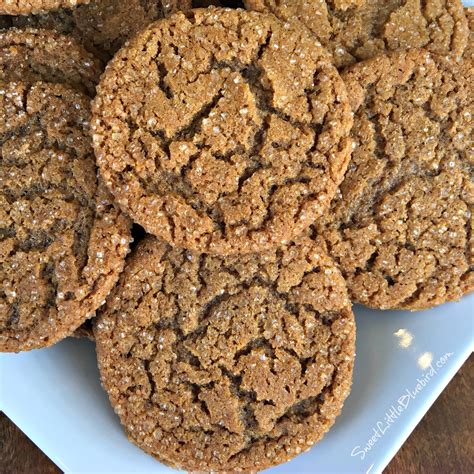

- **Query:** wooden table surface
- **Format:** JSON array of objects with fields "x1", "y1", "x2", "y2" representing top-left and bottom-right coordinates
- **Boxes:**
[{"x1": 1, "y1": 355, "x2": 472, "y2": 474}]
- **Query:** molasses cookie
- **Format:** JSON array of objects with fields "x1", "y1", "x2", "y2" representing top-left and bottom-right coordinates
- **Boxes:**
[
  {"x1": 0, "y1": 28, "x2": 101, "y2": 95},
  {"x1": 244, "y1": 0, "x2": 469, "y2": 69},
  {"x1": 92, "y1": 8, "x2": 353, "y2": 255},
  {"x1": 12, "y1": 0, "x2": 192, "y2": 60},
  {"x1": 317, "y1": 49, "x2": 473, "y2": 310},
  {"x1": 0, "y1": 81, "x2": 131, "y2": 352},
  {"x1": 95, "y1": 234, "x2": 355, "y2": 472},
  {"x1": 0, "y1": 0, "x2": 90, "y2": 15}
]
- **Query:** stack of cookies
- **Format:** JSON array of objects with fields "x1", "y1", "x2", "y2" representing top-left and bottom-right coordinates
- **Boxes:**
[{"x1": 1, "y1": 1, "x2": 472, "y2": 472}]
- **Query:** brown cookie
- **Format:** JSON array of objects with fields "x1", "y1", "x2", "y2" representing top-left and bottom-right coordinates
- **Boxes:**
[
  {"x1": 316, "y1": 49, "x2": 473, "y2": 310},
  {"x1": 244, "y1": 0, "x2": 469, "y2": 69},
  {"x1": 0, "y1": 0, "x2": 91, "y2": 15},
  {"x1": 95, "y1": 234, "x2": 355, "y2": 472},
  {"x1": 0, "y1": 28, "x2": 102, "y2": 95},
  {"x1": 466, "y1": 7, "x2": 474, "y2": 61},
  {"x1": 0, "y1": 81, "x2": 131, "y2": 352},
  {"x1": 92, "y1": 8, "x2": 353, "y2": 255},
  {"x1": 12, "y1": 0, "x2": 192, "y2": 60}
]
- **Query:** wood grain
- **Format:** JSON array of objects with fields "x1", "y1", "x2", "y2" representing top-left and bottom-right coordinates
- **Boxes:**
[
  {"x1": 0, "y1": 414, "x2": 60, "y2": 474},
  {"x1": 1, "y1": 355, "x2": 472, "y2": 474},
  {"x1": 385, "y1": 354, "x2": 473, "y2": 474}
]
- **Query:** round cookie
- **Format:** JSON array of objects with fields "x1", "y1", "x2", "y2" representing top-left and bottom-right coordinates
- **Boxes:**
[
  {"x1": 0, "y1": 28, "x2": 102, "y2": 95},
  {"x1": 0, "y1": 0, "x2": 90, "y2": 15},
  {"x1": 12, "y1": 0, "x2": 192, "y2": 60},
  {"x1": 244, "y1": 0, "x2": 469, "y2": 69},
  {"x1": 92, "y1": 8, "x2": 353, "y2": 255},
  {"x1": 317, "y1": 49, "x2": 473, "y2": 311},
  {"x1": 0, "y1": 81, "x2": 131, "y2": 352},
  {"x1": 95, "y1": 234, "x2": 355, "y2": 472}
]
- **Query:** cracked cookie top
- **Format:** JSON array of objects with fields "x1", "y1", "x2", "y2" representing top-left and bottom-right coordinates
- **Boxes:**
[
  {"x1": 0, "y1": 0, "x2": 91, "y2": 15},
  {"x1": 0, "y1": 81, "x2": 131, "y2": 352},
  {"x1": 92, "y1": 8, "x2": 353, "y2": 255},
  {"x1": 244, "y1": 0, "x2": 469, "y2": 69},
  {"x1": 11, "y1": 0, "x2": 192, "y2": 60},
  {"x1": 317, "y1": 49, "x2": 473, "y2": 310},
  {"x1": 95, "y1": 234, "x2": 355, "y2": 472},
  {"x1": 0, "y1": 28, "x2": 102, "y2": 95},
  {"x1": 193, "y1": 0, "x2": 244, "y2": 5}
]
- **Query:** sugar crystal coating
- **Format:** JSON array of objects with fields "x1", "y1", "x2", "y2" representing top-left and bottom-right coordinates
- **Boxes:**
[
  {"x1": 11, "y1": 0, "x2": 192, "y2": 60},
  {"x1": 0, "y1": 81, "x2": 130, "y2": 352},
  {"x1": 465, "y1": 7, "x2": 474, "y2": 61},
  {"x1": 0, "y1": 0, "x2": 91, "y2": 15},
  {"x1": 92, "y1": 8, "x2": 353, "y2": 255},
  {"x1": 244, "y1": 0, "x2": 469, "y2": 68},
  {"x1": 0, "y1": 27, "x2": 102, "y2": 95},
  {"x1": 95, "y1": 234, "x2": 355, "y2": 472}
]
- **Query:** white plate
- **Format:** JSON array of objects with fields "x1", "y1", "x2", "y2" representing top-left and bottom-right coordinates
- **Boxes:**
[{"x1": 1, "y1": 294, "x2": 473, "y2": 474}]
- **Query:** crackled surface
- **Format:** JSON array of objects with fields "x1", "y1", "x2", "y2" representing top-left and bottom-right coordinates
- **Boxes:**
[
  {"x1": 244, "y1": 0, "x2": 469, "y2": 69},
  {"x1": 0, "y1": 81, "x2": 130, "y2": 352},
  {"x1": 0, "y1": 0, "x2": 90, "y2": 15},
  {"x1": 466, "y1": 7, "x2": 473, "y2": 61},
  {"x1": 317, "y1": 50, "x2": 473, "y2": 310},
  {"x1": 95, "y1": 234, "x2": 355, "y2": 472},
  {"x1": 0, "y1": 28, "x2": 102, "y2": 95},
  {"x1": 12, "y1": 0, "x2": 192, "y2": 60},
  {"x1": 92, "y1": 8, "x2": 353, "y2": 255}
]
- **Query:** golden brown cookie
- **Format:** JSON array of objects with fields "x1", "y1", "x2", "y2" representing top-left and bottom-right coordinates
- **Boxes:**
[
  {"x1": 0, "y1": 0, "x2": 91, "y2": 15},
  {"x1": 244, "y1": 0, "x2": 469, "y2": 69},
  {"x1": 0, "y1": 81, "x2": 131, "y2": 352},
  {"x1": 92, "y1": 8, "x2": 353, "y2": 255},
  {"x1": 95, "y1": 234, "x2": 355, "y2": 472},
  {"x1": 0, "y1": 28, "x2": 101, "y2": 95},
  {"x1": 316, "y1": 49, "x2": 473, "y2": 311},
  {"x1": 12, "y1": 0, "x2": 192, "y2": 60}
]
